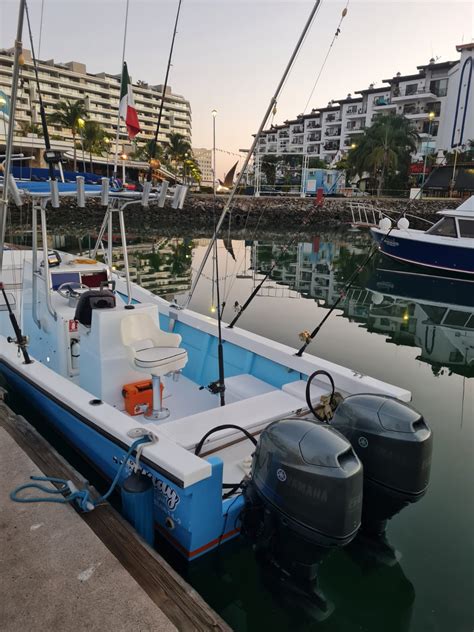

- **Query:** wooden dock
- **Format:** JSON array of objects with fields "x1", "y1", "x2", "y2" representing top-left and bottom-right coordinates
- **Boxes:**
[{"x1": 0, "y1": 392, "x2": 232, "y2": 632}]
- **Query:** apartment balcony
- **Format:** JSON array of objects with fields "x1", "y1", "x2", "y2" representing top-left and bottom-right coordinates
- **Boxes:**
[
  {"x1": 323, "y1": 143, "x2": 339, "y2": 152},
  {"x1": 325, "y1": 115, "x2": 341, "y2": 123},
  {"x1": 346, "y1": 127, "x2": 365, "y2": 134},
  {"x1": 279, "y1": 132, "x2": 289, "y2": 139},
  {"x1": 267, "y1": 145, "x2": 277, "y2": 152},
  {"x1": 391, "y1": 89, "x2": 437, "y2": 102},
  {"x1": 306, "y1": 145, "x2": 320, "y2": 155},
  {"x1": 306, "y1": 122, "x2": 321, "y2": 129},
  {"x1": 372, "y1": 98, "x2": 396, "y2": 109},
  {"x1": 267, "y1": 135, "x2": 277, "y2": 142},
  {"x1": 324, "y1": 129, "x2": 341, "y2": 138},
  {"x1": 346, "y1": 107, "x2": 366, "y2": 117},
  {"x1": 292, "y1": 126, "x2": 304, "y2": 134},
  {"x1": 291, "y1": 140, "x2": 304, "y2": 145},
  {"x1": 307, "y1": 133, "x2": 321, "y2": 142}
]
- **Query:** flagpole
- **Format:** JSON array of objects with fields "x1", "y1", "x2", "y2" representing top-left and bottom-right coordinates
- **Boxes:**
[{"x1": 113, "y1": 0, "x2": 130, "y2": 179}]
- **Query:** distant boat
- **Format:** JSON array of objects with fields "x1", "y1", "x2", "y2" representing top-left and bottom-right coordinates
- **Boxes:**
[{"x1": 370, "y1": 196, "x2": 474, "y2": 275}]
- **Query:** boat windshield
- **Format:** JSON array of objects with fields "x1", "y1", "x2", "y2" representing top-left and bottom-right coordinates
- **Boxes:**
[
  {"x1": 458, "y1": 219, "x2": 474, "y2": 238},
  {"x1": 426, "y1": 217, "x2": 458, "y2": 237}
]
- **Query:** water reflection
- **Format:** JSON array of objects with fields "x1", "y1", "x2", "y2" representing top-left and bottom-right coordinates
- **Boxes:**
[{"x1": 251, "y1": 232, "x2": 474, "y2": 378}]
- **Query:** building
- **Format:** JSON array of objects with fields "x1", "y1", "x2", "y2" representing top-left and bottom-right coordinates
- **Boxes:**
[
  {"x1": 255, "y1": 44, "x2": 473, "y2": 166},
  {"x1": 0, "y1": 48, "x2": 192, "y2": 169},
  {"x1": 192, "y1": 147, "x2": 213, "y2": 186}
]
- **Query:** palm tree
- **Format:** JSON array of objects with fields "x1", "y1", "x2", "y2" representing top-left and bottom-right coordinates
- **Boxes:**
[
  {"x1": 348, "y1": 113, "x2": 418, "y2": 196},
  {"x1": 47, "y1": 98, "x2": 87, "y2": 171},
  {"x1": 81, "y1": 121, "x2": 108, "y2": 173},
  {"x1": 166, "y1": 132, "x2": 191, "y2": 174},
  {"x1": 132, "y1": 139, "x2": 165, "y2": 163},
  {"x1": 17, "y1": 120, "x2": 43, "y2": 137}
]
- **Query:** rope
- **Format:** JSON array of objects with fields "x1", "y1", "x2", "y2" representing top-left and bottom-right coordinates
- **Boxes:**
[
  {"x1": 303, "y1": 2, "x2": 349, "y2": 114},
  {"x1": 10, "y1": 435, "x2": 153, "y2": 512},
  {"x1": 37, "y1": 0, "x2": 45, "y2": 58}
]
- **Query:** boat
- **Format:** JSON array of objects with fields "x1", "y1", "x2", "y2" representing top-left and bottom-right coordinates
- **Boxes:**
[
  {"x1": 370, "y1": 196, "x2": 474, "y2": 274},
  {"x1": 0, "y1": 4, "x2": 433, "y2": 601}
]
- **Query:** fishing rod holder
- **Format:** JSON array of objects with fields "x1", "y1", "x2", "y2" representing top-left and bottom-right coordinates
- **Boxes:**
[{"x1": 200, "y1": 379, "x2": 226, "y2": 396}]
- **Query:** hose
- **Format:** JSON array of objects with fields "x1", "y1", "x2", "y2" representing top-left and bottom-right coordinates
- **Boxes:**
[
  {"x1": 305, "y1": 370, "x2": 336, "y2": 420},
  {"x1": 194, "y1": 424, "x2": 257, "y2": 456}
]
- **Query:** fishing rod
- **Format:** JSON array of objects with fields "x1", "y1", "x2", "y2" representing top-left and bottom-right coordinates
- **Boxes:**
[
  {"x1": 147, "y1": 0, "x2": 183, "y2": 181},
  {"x1": 0, "y1": 0, "x2": 26, "y2": 269},
  {"x1": 295, "y1": 162, "x2": 449, "y2": 357},
  {"x1": 0, "y1": 282, "x2": 32, "y2": 364},
  {"x1": 24, "y1": 1, "x2": 57, "y2": 181},
  {"x1": 182, "y1": 0, "x2": 323, "y2": 309},
  {"x1": 211, "y1": 111, "x2": 226, "y2": 405}
]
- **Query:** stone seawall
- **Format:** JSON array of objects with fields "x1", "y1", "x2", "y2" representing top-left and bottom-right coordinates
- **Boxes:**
[{"x1": 7, "y1": 194, "x2": 458, "y2": 234}]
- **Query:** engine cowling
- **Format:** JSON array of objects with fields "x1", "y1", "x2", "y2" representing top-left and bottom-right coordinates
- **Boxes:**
[
  {"x1": 248, "y1": 418, "x2": 363, "y2": 547},
  {"x1": 331, "y1": 394, "x2": 433, "y2": 534}
]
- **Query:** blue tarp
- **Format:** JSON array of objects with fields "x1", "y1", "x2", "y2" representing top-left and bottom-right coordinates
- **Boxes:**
[
  {"x1": 13, "y1": 181, "x2": 101, "y2": 194},
  {"x1": 12, "y1": 165, "x2": 102, "y2": 184}
]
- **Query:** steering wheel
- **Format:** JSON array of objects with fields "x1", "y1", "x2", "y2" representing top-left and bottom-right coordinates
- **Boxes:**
[{"x1": 57, "y1": 282, "x2": 90, "y2": 300}]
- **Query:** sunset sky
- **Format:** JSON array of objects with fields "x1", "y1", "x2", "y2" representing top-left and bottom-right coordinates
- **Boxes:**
[{"x1": 2, "y1": 0, "x2": 472, "y2": 176}]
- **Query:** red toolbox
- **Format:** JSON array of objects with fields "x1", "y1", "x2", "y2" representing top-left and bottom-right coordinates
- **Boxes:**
[{"x1": 122, "y1": 379, "x2": 157, "y2": 416}]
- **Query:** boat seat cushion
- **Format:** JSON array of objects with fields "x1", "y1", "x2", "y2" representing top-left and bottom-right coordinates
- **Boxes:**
[
  {"x1": 157, "y1": 390, "x2": 303, "y2": 452},
  {"x1": 224, "y1": 374, "x2": 276, "y2": 400},
  {"x1": 134, "y1": 346, "x2": 188, "y2": 369},
  {"x1": 282, "y1": 380, "x2": 330, "y2": 403}
]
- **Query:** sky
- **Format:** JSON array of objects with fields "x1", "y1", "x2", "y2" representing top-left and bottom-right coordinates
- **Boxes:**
[{"x1": 1, "y1": 0, "x2": 473, "y2": 177}]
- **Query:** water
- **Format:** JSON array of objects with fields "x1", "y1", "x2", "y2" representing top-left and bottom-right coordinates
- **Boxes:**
[{"x1": 6, "y1": 226, "x2": 474, "y2": 631}]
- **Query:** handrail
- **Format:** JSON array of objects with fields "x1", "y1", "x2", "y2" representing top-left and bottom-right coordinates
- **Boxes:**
[
  {"x1": 31, "y1": 200, "x2": 41, "y2": 329},
  {"x1": 40, "y1": 203, "x2": 57, "y2": 321}
]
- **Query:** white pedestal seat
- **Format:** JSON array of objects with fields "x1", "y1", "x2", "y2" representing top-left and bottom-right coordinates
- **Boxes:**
[{"x1": 121, "y1": 312, "x2": 188, "y2": 420}]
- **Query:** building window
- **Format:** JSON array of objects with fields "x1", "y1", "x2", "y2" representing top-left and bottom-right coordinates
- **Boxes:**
[
  {"x1": 405, "y1": 83, "x2": 418, "y2": 95},
  {"x1": 429, "y1": 78, "x2": 448, "y2": 97}
]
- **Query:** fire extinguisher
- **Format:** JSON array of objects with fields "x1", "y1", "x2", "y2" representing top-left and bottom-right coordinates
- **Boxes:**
[{"x1": 71, "y1": 338, "x2": 80, "y2": 370}]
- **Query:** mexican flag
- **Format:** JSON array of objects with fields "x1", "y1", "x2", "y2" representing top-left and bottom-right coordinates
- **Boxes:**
[{"x1": 119, "y1": 62, "x2": 140, "y2": 139}]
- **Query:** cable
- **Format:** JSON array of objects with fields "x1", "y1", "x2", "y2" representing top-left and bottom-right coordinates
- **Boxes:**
[{"x1": 303, "y1": 2, "x2": 349, "y2": 115}]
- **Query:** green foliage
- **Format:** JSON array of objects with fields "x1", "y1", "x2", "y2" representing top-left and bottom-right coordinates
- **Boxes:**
[
  {"x1": 47, "y1": 98, "x2": 88, "y2": 171},
  {"x1": 166, "y1": 133, "x2": 191, "y2": 165},
  {"x1": 308, "y1": 157, "x2": 327, "y2": 169},
  {"x1": 132, "y1": 139, "x2": 165, "y2": 163},
  {"x1": 260, "y1": 155, "x2": 279, "y2": 185},
  {"x1": 81, "y1": 120, "x2": 110, "y2": 172},
  {"x1": 346, "y1": 113, "x2": 419, "y2": 196},
  {"x1": 17, "y1": 121, "x2": 43, "y2": 137}
]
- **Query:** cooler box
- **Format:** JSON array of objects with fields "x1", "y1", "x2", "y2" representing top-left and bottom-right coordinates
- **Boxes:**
[{"x1": 122, "y1": 379, "x2": 158, "y2": 416}]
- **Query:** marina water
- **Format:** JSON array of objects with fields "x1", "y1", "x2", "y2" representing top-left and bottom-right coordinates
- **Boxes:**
[{"x1": 6, "y1": 225, "x2": 473, "y2": 632}]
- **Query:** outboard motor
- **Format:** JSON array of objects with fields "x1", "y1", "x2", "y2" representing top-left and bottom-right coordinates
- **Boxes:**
[
  {"x1": 331, "y1": 394, "x2": 432, "y2": 536},
  {"x1": 242, "y1": 418, "x2": 363, "y2": 614}
]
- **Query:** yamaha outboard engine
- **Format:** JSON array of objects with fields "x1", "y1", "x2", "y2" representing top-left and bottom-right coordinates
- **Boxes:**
[
  {"x1": 242, "y1": 418, "x2": 363, "y2": 614},
  {"x1": 331, "y1": 394, "x2": 432, "y2": 536}
]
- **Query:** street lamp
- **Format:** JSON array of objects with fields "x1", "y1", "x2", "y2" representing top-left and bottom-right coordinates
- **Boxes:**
[
  {"x1": 104, "y1": 137, "x2": 111, "y2": 179},
  {"x1": 212, "y1": 109, "x2": 217, "y2": 196},
  {"x1": 350, "y1": 143, "x2": 357, "y2": 150},
  {"x1": 77, "y1": 117, "x2": 86, "y2": 174},
  {"x1": 420, "y1": 111, "x2": 436, "y2": 194}
]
